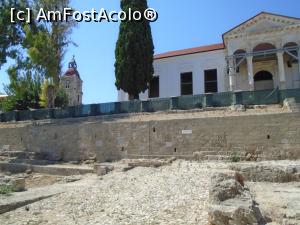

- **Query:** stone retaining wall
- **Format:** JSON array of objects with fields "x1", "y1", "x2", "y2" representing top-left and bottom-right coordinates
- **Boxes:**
[{"x1": 0, "y1": 112, "x2": 299, "y2": 162}]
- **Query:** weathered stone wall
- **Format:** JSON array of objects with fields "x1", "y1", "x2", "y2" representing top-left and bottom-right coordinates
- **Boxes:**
[{"x1": 0, "y1": 112, "x2": 299, "y2": 162}]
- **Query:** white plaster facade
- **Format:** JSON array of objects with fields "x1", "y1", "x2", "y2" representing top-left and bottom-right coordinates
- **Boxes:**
[{"x1": 118, "y1": 12, "x2": 300, "y2": 101}]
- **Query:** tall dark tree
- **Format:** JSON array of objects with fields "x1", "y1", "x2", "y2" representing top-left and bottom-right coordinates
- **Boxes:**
[{"x1": 115, "y1": 0, "x2": 154, "y2": 100}]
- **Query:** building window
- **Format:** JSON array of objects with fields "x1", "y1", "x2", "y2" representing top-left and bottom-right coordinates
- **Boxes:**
[
  {"x1": 78, "y1": 95, "x2": 80, "y2": 102},
  {"x1": 204, "y1": 69, "x2": 218, "y2": 93},
  {"x1": 149, "y1": 76, "x2": 159, "y2": 98},
  {"x1": 65, "y1": 80, "x2": 70, "y2": 89},
  {"x1": 181, "y1": 72, "x2": 193, "y2": 95}
]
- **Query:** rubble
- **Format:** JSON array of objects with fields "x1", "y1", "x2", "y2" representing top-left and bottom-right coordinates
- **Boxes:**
[
  {"x1": 0, "y1": 161, "x2": 221, "y2": 225},
  {"x1": 126, "y1": 158, "x2": 176, "y2": 168},
  {"x1": 94, "y1": 164, "x2": 114, "y2": 176},
  {"x1": 208, "y1": 171, "x2": 265, "y2": 225},
  {"x1": 0, "y1": 160, "x2": 299, "y2": 225},
  {"x1": 63, "y1": 175, "x2": 82, "y2": 183},
  {"x1": 229, "y1": 160, "x2": 300, "y2": 182},
  {"x1": 10, "y1": 178, "x2": 25, "y2": 192}
]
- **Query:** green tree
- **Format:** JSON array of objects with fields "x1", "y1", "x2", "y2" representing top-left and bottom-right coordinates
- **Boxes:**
[
  {"x1": 28, "y1": 0, "x2": 76, "y2": 88},
  {"x1": 1, "y1": 0, "x2": 75, "y2": 111},
  {"x1": 54, "y1": 87, "x2": 69, "y2": 108},
  {"x1": 39, "y1": 79, "x2": 55, "y2": 108},
  {"x1": 115, "y1": 0, "x2": 154, "y2": 100},
  {"x1": 0, "y1": 0, "x2": 29, "y2": 68},
  {"x1": 2, "y1": 58, "x2": 42, "y2": 111},
  {"x1": 40, "y1": 80, "x2": 69, "y2": 108}
]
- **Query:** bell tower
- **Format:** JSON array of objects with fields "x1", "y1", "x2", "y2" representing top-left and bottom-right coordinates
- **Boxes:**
[{"x1": 61, "y1": 56, "x2": 83, "y2": 106}]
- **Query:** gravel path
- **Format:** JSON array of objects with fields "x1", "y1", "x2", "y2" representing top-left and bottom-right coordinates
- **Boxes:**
[
  {"x1": 0, "y1": 161, "x2": 228, "y2": 225},
  {"x1": 0, "y1": 105, "x2": 288, "y2": 128}
]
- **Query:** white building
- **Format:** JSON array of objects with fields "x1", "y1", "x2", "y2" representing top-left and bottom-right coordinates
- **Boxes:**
[{"x1": 118, "y1": 12, "x2": 300, "y2": 101}]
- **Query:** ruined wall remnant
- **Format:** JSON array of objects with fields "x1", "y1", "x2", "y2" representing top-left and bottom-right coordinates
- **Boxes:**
[{"x1": 0, "y1": 112, "x2": 299, "y2": 162}]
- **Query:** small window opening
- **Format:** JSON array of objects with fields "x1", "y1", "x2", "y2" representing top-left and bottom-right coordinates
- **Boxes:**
[
  {"x1": 181, "y1": 72, "x2": 193, "y2": 95},
  {"x1": 65, "y1": 80, "x2": 70, "y2": 89},
  {"x1": 149, "y1": 76, "x2": 159, "y2": 98},
  {"x1": 204, "y1": 69, "x2": 218, "y2": 93}
]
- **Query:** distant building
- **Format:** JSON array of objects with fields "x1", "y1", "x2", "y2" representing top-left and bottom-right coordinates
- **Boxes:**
[
  {"x1": 118, "y1": 12, "x2": 300, "y2": 101},
  {"x1": 0, "y1": 94, "x2": 8, "y2": 113},
  {"x1": 0, "y1": 94, "x2": 8, "y2": 102},
  {"x1": 61, "y1": 56, "x2": 83, "y2": 106}
]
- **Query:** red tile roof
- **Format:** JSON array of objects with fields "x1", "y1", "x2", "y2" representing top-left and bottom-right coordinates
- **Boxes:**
[
  {"x1": 154, "y1": 43, "x2": 225, "y2": 60},
  {"x1": 64, "y1": 67, "x2": 81, "y2": 79}
]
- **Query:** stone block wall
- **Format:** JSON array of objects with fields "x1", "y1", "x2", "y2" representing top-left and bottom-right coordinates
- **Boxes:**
[{"x1": 0, "y1": 113, "x2": 299, "y2": 162}]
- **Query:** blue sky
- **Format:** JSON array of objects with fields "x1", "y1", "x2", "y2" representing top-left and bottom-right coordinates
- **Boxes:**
[{"x1": 1, "y1": 0, "x2": 299, "y2": 104}]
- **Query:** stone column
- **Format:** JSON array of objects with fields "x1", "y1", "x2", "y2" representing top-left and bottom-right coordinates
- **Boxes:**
[
  {"x1": 297, "y1": 49, "x2": 300, "y2": 88},
  {"x1": 298, "y1": 49, "x2": 300, "y2": 74},
  {"x1": 228, "y1": 59, "x2": 235, "y2": 91},
  {"x1": 246, "y1": 56, "x2": 254, "y2": 91},
  {"x1": 277, "y1": 51, "x2": 286, "y2": 89}
]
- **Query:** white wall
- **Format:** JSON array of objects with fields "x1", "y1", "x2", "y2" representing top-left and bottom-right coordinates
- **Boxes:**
[{"x1": 118, "y1": 49, "x2": 227, "y2": 101}]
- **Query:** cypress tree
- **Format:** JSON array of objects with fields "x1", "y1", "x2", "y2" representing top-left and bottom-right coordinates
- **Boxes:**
[{"x1": 115, "y1": 0, "x2": 154, "y2": 100}]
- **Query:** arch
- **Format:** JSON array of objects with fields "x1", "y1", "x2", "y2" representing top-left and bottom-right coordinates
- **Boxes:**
[
  {"x1": 283, "y1": 42, "x2": 298, "y2": 67},
  {"x1": 234, "y1": 49, "x2": 246, "y2": 55},
  {"x1": 254, "y1": 71, "x2": 274, "y2": 90},
  {"x1": 253, "y1": 43, "x2": 276, "y2": 52},
  {"x1": 283, "y1": 42, "x2": 298, "y2": 48},
  {"x1": 233, "y1": 49, "x2": 247, "y2": 73}
]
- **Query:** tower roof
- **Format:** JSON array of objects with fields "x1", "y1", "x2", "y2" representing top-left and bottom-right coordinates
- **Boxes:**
[{"x1": 63, "y1": 56, "x2": 81, "y2": 79}]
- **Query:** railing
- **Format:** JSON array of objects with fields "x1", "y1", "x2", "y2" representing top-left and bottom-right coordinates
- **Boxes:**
[
  {"x1": 1, "y1": 88, "x2": 300, "y2": 122},
  {"x1": 226, "y1": 45, "x2": 300, "y2": 59}
]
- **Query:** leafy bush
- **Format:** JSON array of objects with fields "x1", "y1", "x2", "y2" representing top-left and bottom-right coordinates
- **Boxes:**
[
  {"x1": 54, "y1": 88, "x2": 69, "y2": 108},
  {"x1": 2, "y1": 62, "x2": 42, "y2": 112},
  {"x1": 39, "y1": 79, "x2": 55, "y2": 108},
  {"x1": 0, "y1": 184, "x2": 13, "y2": 195},
  {"x1": 230, "y1": 152, "x2": 241, "y2": 163}
]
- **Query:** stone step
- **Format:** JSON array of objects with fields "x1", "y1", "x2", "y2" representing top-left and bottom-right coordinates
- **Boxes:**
[
  {"x1": 0, "y1": 189, "x2": 62, "y2": 215},
  {"x1": 206, "y1": 155, "x2": 230, "y2": 161},
  {"x1": 193, "y1": 151, "x2": 230, "y2": 160},
  {"x1": 291, "y1": 108, "x2": 300, "y2": 112},
  {"x1": 0, "y1": 151, "x2": 26, "y2": 158},
  {"x1": 197, "y1": 151, "x2": 219, "y2": 156},
  {"x1": 7, "y1": 159, "x2": 57, "y2": 166},
  {"x1": 0, "y1": 151, "x2": 36, "y2": 159},
  {"x1": 0, "y1": 162, "x2": 94, "y2": 176},
  {"x1": 290, "y1": 103, "x2": 300, "y2": 112}
]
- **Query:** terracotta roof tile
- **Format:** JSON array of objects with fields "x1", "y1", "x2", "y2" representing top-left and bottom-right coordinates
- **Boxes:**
[
  {"x1": 63, "y1": 68, "x2": 81, "y2": 79},
  {"x1": 154, "y1": 43, "x2": 225, "y2": 60}
]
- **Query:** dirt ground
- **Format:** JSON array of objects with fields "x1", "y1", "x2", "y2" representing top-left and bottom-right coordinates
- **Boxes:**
[
  {"x1": 0, "y1": 161, "x2": 228, "y2": 225},
  {"x1": 0, "y1": 104, "x2": 289, "y2": 129},
  {"x1": 0, "y1": 160, "x2": 299, "y2": 225},
  {"x1": 24, "y1": 174, "x2": 63, "y2": 189}
]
